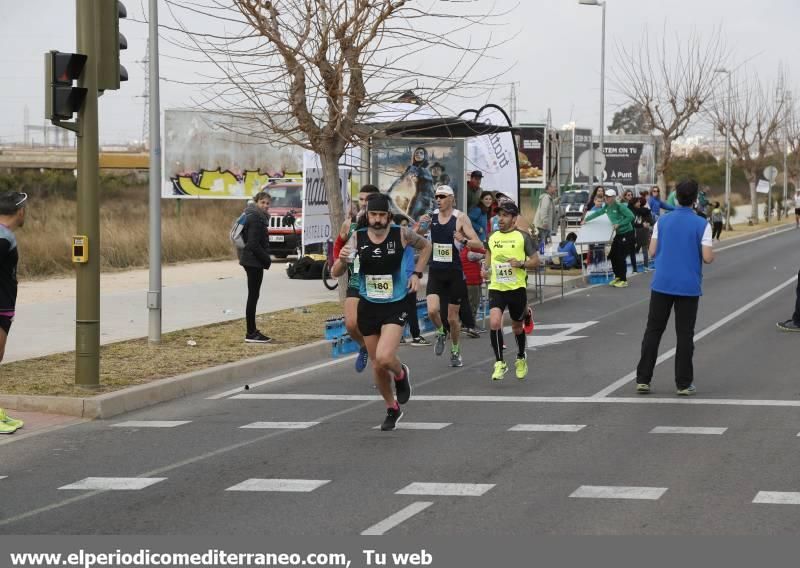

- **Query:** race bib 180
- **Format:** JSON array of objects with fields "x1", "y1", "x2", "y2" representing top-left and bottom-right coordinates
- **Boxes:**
[{"x1": 365, "y1": 274, "x2": 393, "y2": 300}]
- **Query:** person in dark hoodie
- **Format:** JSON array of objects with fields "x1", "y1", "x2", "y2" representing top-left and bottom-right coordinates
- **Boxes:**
[{"x1": 239, "y1": 191, "x2": 273, "y2": 343}]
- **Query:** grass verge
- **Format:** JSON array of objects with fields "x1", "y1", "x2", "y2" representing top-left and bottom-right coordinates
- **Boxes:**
[{"x1": 1, "y1": 302, "x2": 342, "y2": 397}]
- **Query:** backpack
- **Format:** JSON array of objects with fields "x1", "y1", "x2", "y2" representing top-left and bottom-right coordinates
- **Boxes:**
[
  {"x1": 230, "y1": 211, "x2": 247, "y2": 250},
  {"x1": 286, "y1": 254, "x2": 326, "y2": 280}
]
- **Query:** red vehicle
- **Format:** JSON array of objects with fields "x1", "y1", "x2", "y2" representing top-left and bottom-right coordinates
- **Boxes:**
[{"x1": 261, "y1": 179, "x2": 303, "y2": 258}]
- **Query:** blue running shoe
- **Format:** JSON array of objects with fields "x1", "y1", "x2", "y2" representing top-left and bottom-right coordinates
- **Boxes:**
[{"x1": 355, "y1": 345, "x2": 369, "y2": 373}]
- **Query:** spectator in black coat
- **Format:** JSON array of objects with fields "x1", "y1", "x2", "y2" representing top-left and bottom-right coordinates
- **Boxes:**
[{"x1": 239, "y1": 191, "x2": 273, "y2": 343}]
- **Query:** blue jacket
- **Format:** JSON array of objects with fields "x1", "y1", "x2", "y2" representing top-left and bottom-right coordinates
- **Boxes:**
[
  {"x1": 468, "y1": 206, "x2": 489, "y2": 241},
  {"x1": 648, "y1": 196, "x2": 674, "y2": 218},
  {"x1": 558, "y1": 240, "x2": 579, "y2": 267},
  {"x1": 652, "y1": 206, "x2": 709, "y2": 296}
]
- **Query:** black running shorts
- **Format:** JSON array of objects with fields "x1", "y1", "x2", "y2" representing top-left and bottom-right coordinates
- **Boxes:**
[
  {"x1": 357, "y1": 298, "x2": 409, "y2": 337},
  {"x1": 426, "y1": 268, "x2": 467, "y2": 304},
  {"x1": 488, "y1": 288, "x2": 528, "y2": 322},
  {"x1": 795, "y1": 207, "x2": 800, "y2": 216},
  {"x1": 0, "y1": 315, "x2": 11, "y2": 335},
  {"x1": 345, "y1": 286, "x2": 360, "y2": 299}
]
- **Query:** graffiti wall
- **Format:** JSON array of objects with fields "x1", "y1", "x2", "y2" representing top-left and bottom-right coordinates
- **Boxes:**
[{"x1": 163, "y1": 110, "x2": 303, "y2": 198}]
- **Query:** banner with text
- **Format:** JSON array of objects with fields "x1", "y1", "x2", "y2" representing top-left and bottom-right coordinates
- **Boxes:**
[
  {"x1": 465, "y1": 104, "x2": 520, "y2": 204},
  {"x1": 302, "y1": 164, "x2": 350, "y2": 248},
  {"x1": 593, "y1": 142, "x2": 656, "y2": 185}
]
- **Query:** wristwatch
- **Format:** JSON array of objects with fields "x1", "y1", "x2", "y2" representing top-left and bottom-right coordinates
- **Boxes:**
[
  {"x1": 461, "y1": 238, "x2": 468, "y2": 246},
  {"x1": 413, "y1": 271, "x2": 423, "y2": 278}
]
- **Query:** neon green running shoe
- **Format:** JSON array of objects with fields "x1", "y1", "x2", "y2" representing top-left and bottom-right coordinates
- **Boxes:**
[
  {"x1": 492, "y1": 361, "x2": 508, "y2": 381},
  {"x1": 0, "y1": 408, "x2": 23, "y2": 430},
  {"x1": 515, "y1": 355, "x2": 528, "y2": 380},
  {"x1": 0, "y1": 421, "x2": 17, "y2": 435}
]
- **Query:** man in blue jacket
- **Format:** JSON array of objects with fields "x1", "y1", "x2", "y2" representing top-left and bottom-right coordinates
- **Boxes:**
[{"x1": 635, "y1": 179, "x2": 714, "y2": 396}]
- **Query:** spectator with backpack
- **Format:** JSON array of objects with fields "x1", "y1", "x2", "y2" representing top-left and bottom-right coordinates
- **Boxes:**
[{"x1": 238, "y1": 191, "x2": 273, "y2": 343}]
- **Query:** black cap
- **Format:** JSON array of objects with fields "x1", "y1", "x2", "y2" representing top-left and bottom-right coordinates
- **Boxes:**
[
  {"x1": 366, "y1": 193, "x2": 390, "y2": 213},
  {"x1": 497, "y1": 200, "x2": 519, "y2": 216},
  {"x1": 471, "y1": 170, "x2": 483, "y2": 178}
]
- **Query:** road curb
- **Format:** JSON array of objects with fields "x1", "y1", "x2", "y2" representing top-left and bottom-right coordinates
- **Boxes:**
[{"x1": 0, "y1": 339, "x2": 331, "y2": 420}]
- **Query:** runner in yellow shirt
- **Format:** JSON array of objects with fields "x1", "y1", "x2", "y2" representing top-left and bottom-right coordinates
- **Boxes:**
[{"x1": 481, "y1": 200, "x2": 539, "y2": 381}]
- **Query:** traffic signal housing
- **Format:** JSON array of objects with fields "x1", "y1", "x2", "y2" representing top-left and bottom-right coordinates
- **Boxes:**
[
  {"x1": 45, "y1": 51, "x2": 88, "y2": 121},
  {"x1": 97, "y1": 0, "x2": 128, "y2": 91}
]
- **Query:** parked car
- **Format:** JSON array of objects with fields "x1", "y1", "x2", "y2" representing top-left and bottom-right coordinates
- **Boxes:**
[
  {"x1": 261, "y1": 179, "x2": 303, "y2": 258},
  {"x1": 559, "y1": 189, "x2": 590, "y2": 227}
]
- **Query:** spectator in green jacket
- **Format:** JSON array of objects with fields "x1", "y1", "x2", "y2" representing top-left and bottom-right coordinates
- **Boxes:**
[{"x1": 583, "y1": 188, "x2": 636, "y2": 288}]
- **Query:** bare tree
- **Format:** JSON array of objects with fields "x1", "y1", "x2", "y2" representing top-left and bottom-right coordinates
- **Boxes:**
[
  {"x1": 708, "y1": 70, "x2": 787, "y2": 223},
  {"x1": 613, "y1": 26, "x2": 728, "y2": 189},
  {"x1": 160, "y1": 0, "x2": 510, "y2": 238}
]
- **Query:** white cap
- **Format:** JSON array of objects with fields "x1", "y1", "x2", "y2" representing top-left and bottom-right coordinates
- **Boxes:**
[
  {"x1": 604, "y1": 188, "x2": 617, "y2": 197},
  {"x1": 435, "y1": 185, "x2": 455, "y2": 196}
]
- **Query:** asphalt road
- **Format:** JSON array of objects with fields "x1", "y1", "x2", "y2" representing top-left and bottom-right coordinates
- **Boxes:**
[{"x1": 2, "y1": 226, "x2": 800, "y2": 536}]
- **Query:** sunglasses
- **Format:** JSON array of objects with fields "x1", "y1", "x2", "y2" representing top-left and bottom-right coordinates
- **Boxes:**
[{"x1": 434, "y1": 194, "x2": 449, "y2": 199}]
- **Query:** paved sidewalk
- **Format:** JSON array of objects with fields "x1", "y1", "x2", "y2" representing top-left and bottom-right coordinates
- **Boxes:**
[{"x1": 8, "y1": 260, "x2": 337, "y2": 363}]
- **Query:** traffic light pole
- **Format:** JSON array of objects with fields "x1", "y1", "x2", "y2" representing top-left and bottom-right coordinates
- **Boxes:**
[
  {"x1": 75, "y1": 0, "x2": 100, "y2": 388},
  {"x1": 148, "y1": 0, "x2": 162, "y2": 344}
]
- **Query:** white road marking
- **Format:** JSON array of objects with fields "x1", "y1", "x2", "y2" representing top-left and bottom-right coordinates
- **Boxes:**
[
  {"x1": 0, "y1": 476, "x2": 6, "y2": 480},
  {"x1": 650, "y1": 426, "x2": 727, "y2": 435},
  {"x1": 231, "y1": 393, "x2": 800, "y2": 408},
  {"x1": 509, "y1": 424, "x2": 586, "y2": 432},
  {"x1": 371, "y1": 422, "x2": 451, "y2": 430},
  {"x1": 715, "y1": 226, "x2": 793, "y2": 252},
  {"x1": 753, "y1": 491, "x2": 800, "y2": 505},
  {"x1": 59, "y1": 477, "x2": 167, "y2": 491},
  {"x1": 111, "y1": 421, "x2": 191, "y2": 428},
  {"x1": 361, "y1": 502, "x2": 434, "y2": 535},
  {"x1": 396, "y1": 483, "x2": 495, "y2": 497},
  {"x1": 592, "y1": 273, "x2": 800, "y2": 398},
  {"x1": 225, "y1": 478, "x2": 330, "y2": 492},
  {"x1": 570, "y1": 485, "x2": 667, "y2": 500},
  {"x1": 240, "y1": 422, "x2": 319, "y2": 429},
  {"x1": 207, "y1": 357, "x2": 354, "y2": 400}
]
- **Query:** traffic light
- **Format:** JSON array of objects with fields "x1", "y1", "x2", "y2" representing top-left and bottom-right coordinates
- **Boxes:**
[
  {"x1": 97, "y1": 0, "x2": 128, "y2": 91},
  {"x1": 45, "y1": 51, "x2": 88, "y2": 121}
]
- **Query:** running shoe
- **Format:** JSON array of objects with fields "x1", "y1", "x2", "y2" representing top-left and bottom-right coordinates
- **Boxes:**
[
  {"x1": 676, "y1": 384, "x2": 697, "y2": 396},
  {"x1": 635, "y1": 383, "x2": 651, "y2": 394},
  {"x1": 0, "y1": 421, "x2": 17, "y2": 435},
  {"x1": 245, "y1": 331, "x2": 272, "y2": 343},
  {"x1": 608, "y1": 278, "x2": 620, "y2": 287},
  {"x1": 450, "y1": 347, "x2": 463, "y2": 367},
  {"x1": 0, "y1": 408, "x2": 23, "y2": 429},
  {"x1": 395, "y1": 364, "x2": 412, "y2": 405},
  {"x1": 491, "y1": 361, "x2": 508, "y2": 381},
  {"x1": 777, "y1": 319, "x2": 800, "y2": 332},
  {"x1": 515, "y1": 354, "x2": 528, "y2": 380},
  {"x1": 464, "y1": 328, "x2": 480, "y2": 339},
  {"x1": 381, "y1": 406, "x2": 403, "y2": 431},
  {"x1": 409, "y1": 336, "x2": 431, "y2": 347},
  {"x1": 434, "y1": 331, "x2": 447, "y2": 356},
  {"x1": 612, "y1": 279, "x2": 629, "y2": 288},
  {"x1": 355, "y1": 345, "x2": 369, "y2": 373},
  {"x1": 523, "y1": 306, "x2": 534, "y2": 334}
]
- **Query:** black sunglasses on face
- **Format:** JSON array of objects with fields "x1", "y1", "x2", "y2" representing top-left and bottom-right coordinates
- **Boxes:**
[{"x1": 435, "y1": 195, "x2": 448, "y2": 199}]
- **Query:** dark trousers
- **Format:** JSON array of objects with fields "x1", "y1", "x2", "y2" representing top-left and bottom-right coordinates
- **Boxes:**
[
  {"x1": 712, "y1": 221, "x2": 723, "y2": 240},
  {"x1": 793, "y1": 268, "x2": 800, "y2": 324},
  {"x1": 610, "y1": 232, "x2": 634, "y2": 281},
  {"x1": 244, "y1": 266, "x2": 264, "y2": 335},
  {"x1": 636, "y1": 291, "x2": 699, "y2": 389},
  {"x1": 628, "y1": 232, "x2": 638, "y2": 272},
  {"x1": 635, "y1": 227, "x2": 650, "y2": 267},
  {"x1": 404, "y1": 291, "x2": 421, "y2": 337}
]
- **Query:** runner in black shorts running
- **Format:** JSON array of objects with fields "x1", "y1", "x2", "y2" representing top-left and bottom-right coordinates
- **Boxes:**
[
  {"x1": 338, "y1": 193, "x2": 431, "y2": 431},
  {"x1": 417, "y1": 185, "x2": 482, "y2": 367}
]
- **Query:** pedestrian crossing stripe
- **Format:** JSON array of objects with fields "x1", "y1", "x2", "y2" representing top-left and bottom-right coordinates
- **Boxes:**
[
  {"x1": 753, "y1": 492, "x2": 800, "y2": 505},
  {"x1": 371, "y1": 422, "x2": 451, "y2": 430},
  {"x1": 396, "y1": 483, "x2": 495, "y2": 497},
  {"x1": 58, "y1": 477, "x2": 167, "y2": 491},
  {"x1": 111, "y1": 421, "x2": 191, "y2": 428},
  {"x1": 239, "y1": 422, "x2": 319, "y2": 429},
  {"x1": 569, "y1": 485, "x2": 667, "y2": 500},
  {"x1": 650, "y1": 426, "x2": 727, "y2": 435},
  {"x1": 225, "y1": 479, "x2": 330, "y2": 492},
  {"x1": 509, "y1": 424, "x2": 585, "y2": 432}
]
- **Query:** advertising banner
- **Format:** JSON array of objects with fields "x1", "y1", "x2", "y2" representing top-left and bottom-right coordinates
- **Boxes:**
[
  {"x1": 464, "y1": 104, "x2": 520, "y2": 204},
  {"x1": 163, "y1": 110, "x2": 303, "y2": 199},
  {"x1": 302, "y1": 159, "x2": 350, "y2": 249},
  {"x1": 594, "y1": 142, "x2": 656, "y2": 186},
  {"x1": 371, "y1": 138, "x2": 465, "y2": 221},
  {"x1": 573, "y1": 128, "x2": 594, "y2": 184},
  {"x1": 516, "y1": 125, "x2": 545, "y2": 184}
]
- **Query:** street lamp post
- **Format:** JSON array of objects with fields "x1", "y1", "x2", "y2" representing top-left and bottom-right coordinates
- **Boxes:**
[
  {"x1": 579, "y1": 0, "x2": 606, "y2": 161},
  {"x1": 714, "y1": 68, "x2": 732, "y2": 230}
]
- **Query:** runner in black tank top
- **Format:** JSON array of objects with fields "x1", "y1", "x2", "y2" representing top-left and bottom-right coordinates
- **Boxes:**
[
  {"x1": 338, "y1": 193, "x2": 431, "y2": 431},
  {"x1": 419, "y1": 185, "x2": 483, "y2": 368}
]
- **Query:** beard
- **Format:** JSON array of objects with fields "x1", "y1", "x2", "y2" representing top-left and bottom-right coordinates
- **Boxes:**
[{"x1": 369, "y1": 220, "x2": 389, "y2": 231}]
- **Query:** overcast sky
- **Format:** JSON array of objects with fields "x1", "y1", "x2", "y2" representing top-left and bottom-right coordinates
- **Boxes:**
[{"x1": 1, "y1": 0, "x2": 797, "y2": 146}]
